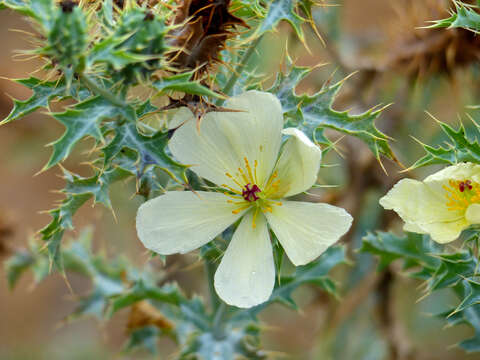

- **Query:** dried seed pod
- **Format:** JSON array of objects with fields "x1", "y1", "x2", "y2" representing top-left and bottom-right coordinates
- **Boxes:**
[{"x1": 168, "y1": 0, "x2": 248, "y2": 75}]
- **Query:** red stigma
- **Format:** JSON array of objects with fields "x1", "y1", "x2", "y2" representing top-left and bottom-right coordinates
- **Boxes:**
[
  {"x1": 242, "y1": 183, "x2": 261, "y2": 202},
  {"x1": 459, "y1": 180, "x2": 473, "y2": 192}
]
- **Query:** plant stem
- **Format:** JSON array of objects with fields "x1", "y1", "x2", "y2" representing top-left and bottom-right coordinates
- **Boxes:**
[
  {"x1": 219, "y1": 35, "x2": 264, "y2": 101},
  {"x1": 80, "y1": 74, "x2": 125, "y2": 107},
  {"x1": 204, "y1": 259, "x2": 221, "y2": 311},
  {"x1": 213, "y1": 302, "x2": 227, "y2": 340}
]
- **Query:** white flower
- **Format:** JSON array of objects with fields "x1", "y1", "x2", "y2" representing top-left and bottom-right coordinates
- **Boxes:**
[
  {"x1": 136, "y1": 91, "x2": 353, "y2": 308},
  {"x1": 380, "y1": 162, "x2": 480, "y2": 243}
]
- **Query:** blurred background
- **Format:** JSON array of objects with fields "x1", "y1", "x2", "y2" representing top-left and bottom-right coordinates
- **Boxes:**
[{"x1": 1, "y1": 0, "x2": 480, "y2": 359}]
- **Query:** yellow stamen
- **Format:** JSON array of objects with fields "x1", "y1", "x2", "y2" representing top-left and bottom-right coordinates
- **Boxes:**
[
  {"x1": 232, "y1": 204, "x2": 251, "y2": 214},
  {"x1": 444, "y1": 179, "x2": 480, "y2": 212},
  {"x1": 221, "y1": 184, "x2": 242, "y2": 195},
  {"x1": 265, "y1": 171, "x2": 278, "y2": 190},
  {"x1": 238, "y1": 167, "x2": 249, "y2": 184},
  {"x1": 252, "y1": 207, "x2": 259, "y2": 228},
  {"x1": 244, "y1": 157, "x2": 254, "y2": 184},
  {"x1": 225, "y1": 172, "x2": 244, "y2": 189},
  {"x1": 227, "y1": 199, "x2": 247, "y2": 205}
]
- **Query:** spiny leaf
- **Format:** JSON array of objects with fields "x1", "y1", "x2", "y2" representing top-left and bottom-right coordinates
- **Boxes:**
[
  {"x1": 102, "y1": 120, "x2": 187, "y2": 182},
  {"x1": 108, "y1": 281, "x2": 185, "y2": 316},
  {"x1": 360, "y1": 231, "x2": 441, "y2": 273},
  {"x1": 256, "y1": 0, "x2": 305, "y2": 42},
  {"x1": 1, "y1": 77, "x2": 74, "y2": 125},
  {"x1": 427, "y1": 1, "x2": 480, "y2": 33},
  {"x1": 40, "y1": 165, "x2": 133, "y2": 270},
  {"x1": 152, "y1": 72, "x2": 224, "y2": 98},
  {"x1": 268, "y1": 64, "x2": 394, "y2": 160},
  {"x1": 249, "y1": 245, "x2": 347, "y2": 314},
  {"x1": 410, "y1": 120, "x2": 480, "y2": 169},
  {"x1": 361, "y1": 231, "x2": 480, "y2": 352},
  {"x1": 4, "y1": 251, "x2": 35, "y2": 289},
  {"x1": 45, "y1": 96, "x2": 136, "y2": 170}
]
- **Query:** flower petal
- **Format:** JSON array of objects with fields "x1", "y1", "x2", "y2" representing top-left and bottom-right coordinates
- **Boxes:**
[
  {"x1": 270, "y1": 128, "x2": 322, "y2": 198},
  {"x1": 265, "y1": 201, "x2": 352, "y2": 266},
  {"x1": 424, "y1": 162, "x2": 480, "y2": 184},
  {"x1": 466, "y1": 203, "x2": 480, "y2": 224},
  {"x1": 416, "y1": 219, "x2": 469, "y2": 244},
  {"x1": 136, "y1": 191, "x2": 243, "y2": 255},
  {"x1": 379, "y1": 178, "x2": 461, "y2": 224},
  {"x1": 214, "y1": 211, "x2": 274, "y2": 308},
  {"x1": 169, "y1": 91, "x2": 283, "y2": 189}
]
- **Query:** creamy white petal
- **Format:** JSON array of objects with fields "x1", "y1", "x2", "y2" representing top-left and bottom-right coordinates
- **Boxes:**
[
  {"x1": 466, "y1": 203, "x2": 480, "y2": 224},
  {"x1": 214, "y1": 211, "x2": 274, "y2": 308},
  {"x1": 166, "y1": 107, "x2": 196, "y2": 129},
  {"x1": 169, "y1": 91, "x2": 283, "y2": 189},
  {"x1": 270, "y1": 128, "x2": 322, "y2": 198},
  {"x1": 403, "y1": 222, "x2": 428, "y2": 234},
  {"x1": 136, "y1": 191, "x2": 244, "y2": 255},
  {"x1": 380, "y1": 178, "x2": 462, "y2": 224},
  {"x1": 416, "y1": 219, "x2": 469, "y2": 244},
  {"x1": 424, "y1": 162, "x2": 480, "y2": 183},
  {"x1": 265, "y1": 201, "x2": 353, "y2": 266}
]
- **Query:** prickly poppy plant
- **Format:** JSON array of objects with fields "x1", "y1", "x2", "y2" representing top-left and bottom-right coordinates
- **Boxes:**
[{"x1": 3, "y1": 0, "x2": 480, "y2": 358}]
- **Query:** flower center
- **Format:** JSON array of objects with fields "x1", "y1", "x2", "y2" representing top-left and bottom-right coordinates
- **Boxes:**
[
  {"x1": 220, "y1": 157, "x2": 282, "y2": 228},
  {"x1": 443, "y1": 179, "x2": 480, "y2": 211},
  {"x1": 242, "y1": 183, "x2": 261, "y2": 202}
]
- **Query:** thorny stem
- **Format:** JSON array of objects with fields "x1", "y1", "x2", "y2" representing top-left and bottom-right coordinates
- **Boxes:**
[
  {"x1": 218, "y1": 35, "x2": 264, "y2": 101},
  {"x1": 80, "y1": 74, "x2": 126, "y2": 107}
]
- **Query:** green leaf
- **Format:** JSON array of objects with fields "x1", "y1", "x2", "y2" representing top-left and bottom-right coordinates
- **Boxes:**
[
  {"x1": 40, "y1": 165, "x2": 133, "y2": 270},
  {"x1": 360, "y1": 231, "x2": 441, "y2": 273},
  {"x1": 88, "y1": 36, "x2": 153, "y2": 70},
  {"x1": 102, "y1": 121, "x2": 187, "y2": 182},
  {"x1": 152, "y1": 71, "x2": 224, "y2": 99},
  {"x1": 410, "y1": 120, "x2": 480, "y2": 169},
  {"x1": 45, "y1": 96, "x2": 136, "y2": 170},
  {"x1": 267, "y1": 64, "x2": 394, "y2": 160},
  {"x1": 125, "y1": 326, "x2": 159, "y2": 354},
  {"x1": 249, "y1": 245, "x2": 347, "y2": 314},
  {"x1": 1, "y1": 77, "x2": 73, "y2": 125},
  {"x1": 4, "y1": 250, "x2": 35, "y2": 289},
  {"x1": 108, "y1": 281, "x2": 185, "y2": 316},
  {"x1": 427, "y1": 1, "x2": 480, "y2": 33},
  {"x1": 256, "y1": 0, "x2": 305, "y2": 41},
  {"x1": 361, "y1": 231, "x2": 480, "y2": 352}
]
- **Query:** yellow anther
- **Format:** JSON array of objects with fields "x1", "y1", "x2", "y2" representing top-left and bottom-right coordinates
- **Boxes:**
[
  {"x1": 244, "y1": 157, "x2": 255, "y2": 184},
  {"x1": 252, "y1": 207, "x2": 260, "y2": 229},
  {"x1": 225, "y1": 172, "x2": 244, "y2": 188},
  {"x1": 254, "y1": 160, "x2": 258, "y2": 183},
  {"x1": 444, "y1": 179, "x2": 480, "y2": 212},
  {"x1": 238, "y1": 167, "x2": 249, "y2": 184}
]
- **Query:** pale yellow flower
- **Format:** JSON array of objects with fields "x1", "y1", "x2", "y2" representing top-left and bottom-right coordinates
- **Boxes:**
[
  {"x1": 136, "y1": 91, "x2": 353, "y2": 308},
  {"x1": 380, "y1": 162, "x2": 480, "y2": 243}
]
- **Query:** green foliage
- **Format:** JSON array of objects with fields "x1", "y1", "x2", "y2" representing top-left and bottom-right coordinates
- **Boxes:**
[
  {"x1": 267, "y1": 63, "x2": 394, "y2": 160},
  {"x1": 100, "y1": 8, "x2": 167, "y2": 84},
  {"x1": 1, "y1": 77, "x2": 85, "y2": 125},
  {"x1": 257, "y1": 0, "x2": 305, "y2": 41},
  {"x1": 247, "y1": 245, "x2": 347, "y2": 315},
  {"x1": 410, "y1": 119, "x2": 480, "y2": 169},
  {"x1": 361, "y1": 231, "x2": 480, "y2": 352},
  {"x1": 427, "y1": 1, "x2": 480, "y2": 33},
  {"x1": 6, "y1": 229, "x2": 268, "y2": 359},
  {"x1": 45, "y1": 3, "x2": 87, "y2": 85}
]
